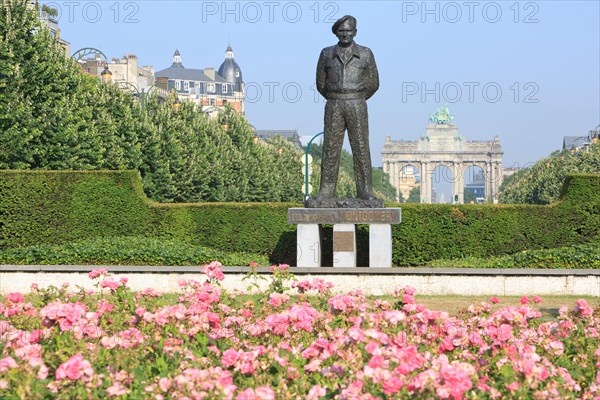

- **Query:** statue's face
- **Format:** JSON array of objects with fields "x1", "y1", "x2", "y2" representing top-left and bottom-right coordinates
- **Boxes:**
[{"x1": 335, "y1": 20, "x2": 356, "y2": 45}]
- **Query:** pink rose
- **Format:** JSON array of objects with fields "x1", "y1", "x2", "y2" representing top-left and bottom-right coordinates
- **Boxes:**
[
  {"x1": 268, "y1": 293, "x2": 289, "y2": 308},
  {"x1": 307, "y1": 385, "x2": 326, "y2": 400},
  {"x1": 221, "y1": 348, "x2": 239, "y2": 368},
  {"x1": 202, "y1": 261, "x2": 225, "y2": 281},
  {"x1": 55, "y1": 354, "x2": 94, "y2": 381},
  {"x1": 0, "y1": 357, "x2": 18, "y2": 373},
  {"x1": 254, "y1": 386, "x2": 275, "y2": 400},
  {"x1": 6, "y1": 293, "x2": 24, "y2": 303},
  {"x1": 88, "y1": 268, "x2": 108, "y2": 279},
  {"x1": 100, "y1": 278, "x2": 120, "y2": 291},
  {"x1": 575, "y1": 299, "x2": 594, "y2": 317}
]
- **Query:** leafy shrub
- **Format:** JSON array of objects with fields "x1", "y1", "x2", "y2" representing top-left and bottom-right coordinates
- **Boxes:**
[
  {"x1": 500, "y1": 142, "x2": 600, "y2": 204},
  {"x1": 1, "y1": 1, "x2": 302, "y2": 203},
  {"x1": 1, "y1": 171, "x2": 598, "y2": 266},
  {"x1": 1, "y1": 269, "x2": 599, "y2": 398},
  {"x1": 428, "y1": 243, "x2": 600, "y2": 269},
  {"x1": 0, "y1": 236, "x2": 268, "y2": 266},
  {"x1": 0, "y1": 171, "x2": 151, "y2": 249}
]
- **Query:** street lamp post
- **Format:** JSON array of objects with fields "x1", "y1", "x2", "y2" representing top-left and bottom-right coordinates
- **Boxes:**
[
  {"x1": 173, "y1": 98, "x2": 182, "y2": 113},
  {"x1": 593, "y1": 124, "x2": 600, "y2": 144},
  {"x1": 71, "y1": 48, "x2": 112, "y2": 84},
  {"x1": 117, "y1": 82, "x2": 162, "y2": 112},
  {"x1": 202, "y1": 106, "x2": 229, "y2": 128},
  {"x1": 376, "y1": 166, "x2": 383, "y2": 195}
]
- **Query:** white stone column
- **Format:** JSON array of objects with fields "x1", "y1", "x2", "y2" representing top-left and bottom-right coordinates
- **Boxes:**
[
  {"x1": 426, "y1": 163, "x2": 433, "y2": 204},
  {"x1": 492, "y1": 162, "x2": 502, "y2": 204},
  {"x1": 457, "y1": 163, "x2": 465, "y2": 204},
  {"x1": 484, "y1": 162, "x2": 491, "y2": 203},
  {"x1": 333, "y1": 224, "x2": 356, "y2": 268},
  {"x1": 296, "y1": 224, "x2": 321, "y2": 268},
  {"x1": 420, "y1": 162, "x2": 428, "y2": 203},
  {"x1": 389, "y1": 162, "x2": 396, "y2": 201},
  {"x1": 369, "y1": 224, "x2": 392, "y2": 268}
]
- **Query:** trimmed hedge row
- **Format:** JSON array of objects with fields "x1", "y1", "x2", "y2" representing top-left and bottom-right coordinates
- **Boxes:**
[
  {"x1": 1, "y1": 171, "x2": 598, "y2": 266},
  {"x1": 0, "y1": 171, "x2": 151, "y2": 248},
  {"x1": 427, "y1": 243, "x2": 600, "y2": 269},
  {"x1": 0, "y1": 236, "x2": 269, "y2": 266}
]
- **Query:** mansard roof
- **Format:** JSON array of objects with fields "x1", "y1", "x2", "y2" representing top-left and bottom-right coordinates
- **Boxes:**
[{"x1": 154, "y1": 66, "x2": 228, "y2": 83}]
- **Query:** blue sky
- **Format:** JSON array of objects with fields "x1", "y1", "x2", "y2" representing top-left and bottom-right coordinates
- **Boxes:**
[{"x1": 44, "y1": 0, "x2": 599, "y2": 173}]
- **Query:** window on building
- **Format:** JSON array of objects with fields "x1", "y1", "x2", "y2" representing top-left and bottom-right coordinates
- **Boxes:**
[
  {"x1": 207, "y1": 83, "x2": 215, "y2": 93},
  {"x1": 175, "y1": 80, "x2": 181, "y2": 90},
  {"x1": 235, "y1": 69, "x2": 240, "y2": 77},
  {"x1": 195, "y1": 82, "x2": 200, "y2": 88},
  {"x1": 222, "y1": 84, "x2": 228, "y2": 94},
  {"x1": 184, "y1": 81, "x2": 189, "y2": 90}
]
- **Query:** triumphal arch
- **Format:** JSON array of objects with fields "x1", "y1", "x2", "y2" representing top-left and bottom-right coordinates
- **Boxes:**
[{"x1": 381, "y1": 105, "x2": 503, "y2": 204}]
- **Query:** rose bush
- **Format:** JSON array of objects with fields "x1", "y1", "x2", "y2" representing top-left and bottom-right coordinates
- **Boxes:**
[{"x1": 0, "y1": 263, "x2": 599, "y2": 399}]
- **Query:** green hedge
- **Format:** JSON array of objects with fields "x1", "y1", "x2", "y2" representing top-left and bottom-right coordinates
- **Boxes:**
[
  {"x1": 148, "y1": 202, "x2": 298, "y2": 264},
  {"x1": 0, "y1": 171, "x2": 151, "y2": 248},
  {"x1": 0, "y1": 236, "x2": 269, "y2": 266},
  {"x1": 427, "y1": 243, "x2": 600, "y2": 269},
  {"x1": 1, "y1": 171, "x2": 598, "y2": 266}
]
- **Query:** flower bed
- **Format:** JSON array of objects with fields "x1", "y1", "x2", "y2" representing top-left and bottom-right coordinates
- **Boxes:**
[{"x1": 1, "y1": 263, "x2": 599, "y2": 399}]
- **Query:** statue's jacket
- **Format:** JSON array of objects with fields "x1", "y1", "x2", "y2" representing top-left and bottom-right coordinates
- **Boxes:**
[{"x1": 316, "y1": 43, "x2": 380, "y2": 101}]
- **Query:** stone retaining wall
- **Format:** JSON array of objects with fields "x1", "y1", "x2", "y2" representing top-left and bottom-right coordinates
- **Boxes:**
[{"x1": 1, "y1": 266, "x2": 599, "y2": 296}]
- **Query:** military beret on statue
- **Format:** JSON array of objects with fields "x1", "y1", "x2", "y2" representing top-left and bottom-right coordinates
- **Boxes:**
[{"x1": 331, "y1": 15, "x2": 357, "y2": 33}]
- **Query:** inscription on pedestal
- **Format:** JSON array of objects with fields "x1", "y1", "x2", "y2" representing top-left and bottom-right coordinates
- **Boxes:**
[
  {"x1": 333, "y1": 231, "x2": 354, "y2": 252},
  {"x1": 288, "y1": 208, "x2": 401, "y2": 224}
]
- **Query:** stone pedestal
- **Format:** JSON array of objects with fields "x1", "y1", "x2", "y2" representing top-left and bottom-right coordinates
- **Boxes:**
[
  {"x1": 296, "y1": 224, "x2": 321, "y2": 268},
  {"x1": 369, "y1": 224, "x2": 392, "y2": 268},
  {"x1": 333, "y1": 224, "x2": 356, "y2": 268},
  {"x1": 288, "y1": 208, "x2": 401, "y2": 268}
]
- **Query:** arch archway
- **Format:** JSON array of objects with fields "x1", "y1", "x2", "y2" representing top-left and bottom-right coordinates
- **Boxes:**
[
  {"x1": 431, "y1": 164, "x2": 453, "y2": 203},
  {"x1": 382, "y1": 121, "x2": 503, "y2": 203},
  {"x1": 398, "y1": 164, "x2": 421, "y2": 202},
  {"x1": 464, "y1": 165, "x2": 486, "y2": 204}
]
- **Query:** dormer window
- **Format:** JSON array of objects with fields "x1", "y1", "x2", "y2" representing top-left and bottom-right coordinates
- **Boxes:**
[
  {"x1": 207, "y1": 83, "x2": 215, "y2": 93},
  {"x1": 184, "y1": 81, "x2": 189, "y2": 90},
  {"x1": 235, "y1": 69, "x2": 240, "y2": 77},
  {"x1": 222, "y1": 84, "x2": 228, "y2": 94},
  {"x1": 175, "y1": 80, "x2": 181, "y2": 90}
]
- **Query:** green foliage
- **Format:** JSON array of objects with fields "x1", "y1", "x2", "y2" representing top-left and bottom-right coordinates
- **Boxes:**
[
  {"x1": 463, "y1": 188, "x2": 477, "y2": 204},
  {"x1": 0, "y1": 0, "x2": 303, "y2": 203},
  {"x1": 406, "y1": 186, "x2": 420, "y2": 203},
  {"x1": 0, "y1": 236, "x2": 268, "y2": 266},
  {"x1": 388, "y1": 174, "x2": 599, "y2": 265},
  {"x1": 138, "y1": 101, "x2": 303, "y2": 203},
  {"x1": 428, "y1": 243, "x2": 600, "y2": 269},
  {"x1": 41, "y1": 5, "x2": 58, "y2": 17},
  {"x1": 148, "y1": 201, "x2": 298, "y2": 262},
  {"x1": 0, "y1": 170, "x2": 151, "y2": 248},
  {"x1": 307, "y1": 143, "x2": 396, "y2": 200},
  {"x1": 1, "y1": 171, "x2": 598, "y2": 266},
  {"x1": 0, "y1": 0, "x2": 142, "y2": 171},
  {"x1": 500, "y1": 143, "x2": 600, "y2": 204}
]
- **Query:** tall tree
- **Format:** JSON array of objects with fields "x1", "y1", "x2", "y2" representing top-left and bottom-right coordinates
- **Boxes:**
[
  {"x1": 0, "y1": 0, "x2": 304, "y2": 203},
  {"x1": 500, "y1": 142, "x2": 599, "y2": 204}
]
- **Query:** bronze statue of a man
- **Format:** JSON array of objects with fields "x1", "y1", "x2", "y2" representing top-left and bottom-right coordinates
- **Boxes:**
[{"x1": 314, "y1": 15, "x2": 380, "y2": 206}]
